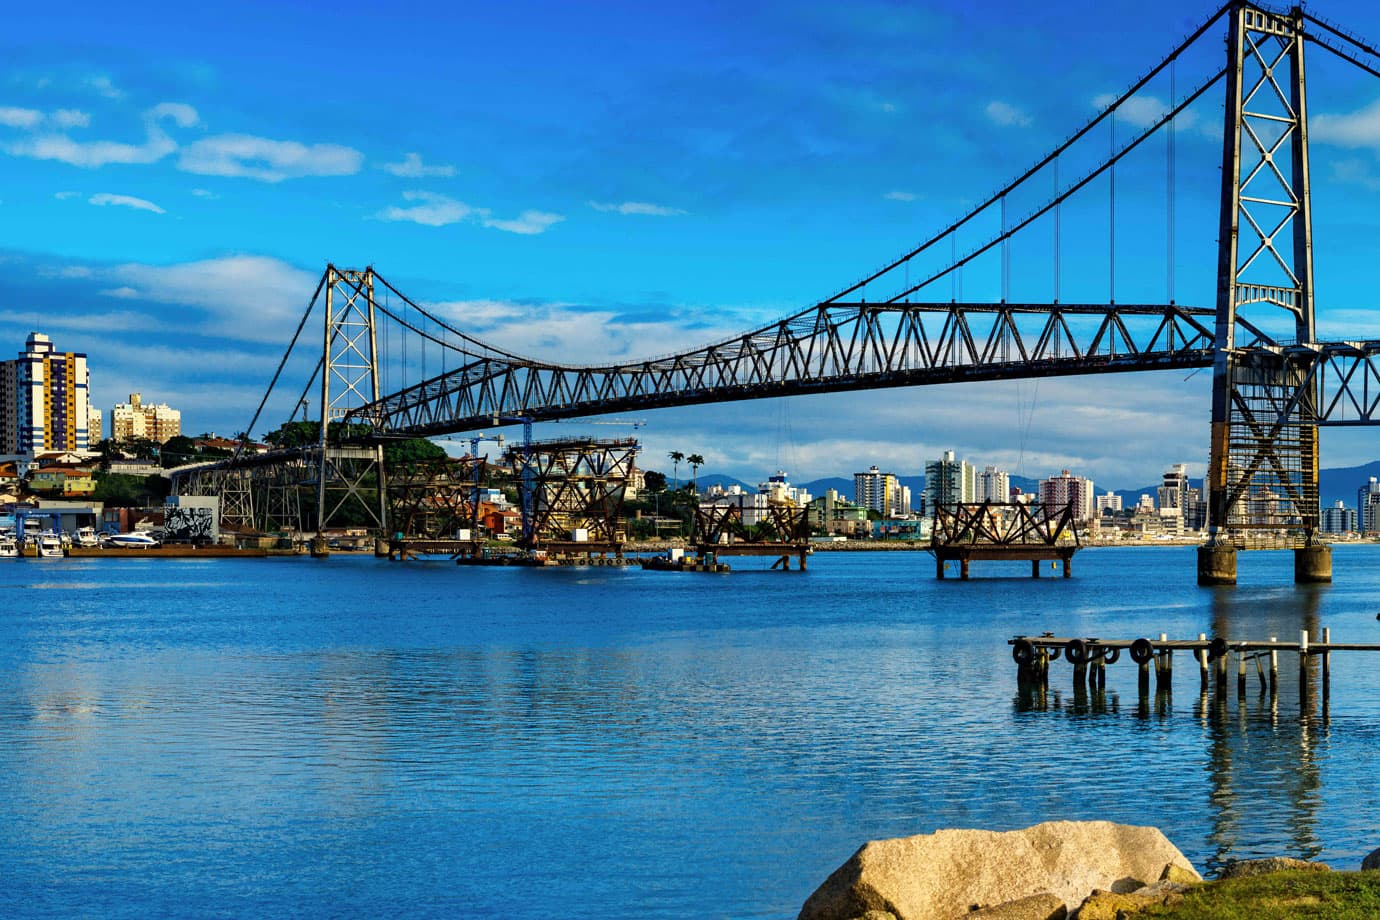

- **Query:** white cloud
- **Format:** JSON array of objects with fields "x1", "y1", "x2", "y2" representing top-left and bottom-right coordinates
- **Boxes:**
[
  {"x1": 191, "y1": 188, "x2": 220, "y2": 199},
  {"x1": 378, "y1": 191, "x2": 476, "y2": 227},
  {"x1": 382, "y1": 152, "x2": 455, "y2": 178},
  {"x1": 883, "y1": 190, "x2": 918, "y2": 202},
  {"x1": 51, "y1": 109, "x2": 90, "y2": 129},
  {"x1": 84, "y1": 75, "x2": 123, "y2": 100},
  {"x1": 178, "y1": 134, "x2": 362, "y2": 182},
  {"x1": 89, "y1": 193, "x2": 165, "y2": 214},
  {"x1": 1313, "y1": 98, "x2": 1380, "y2": 149},
  {"x1": 1091, "y1": 93, "x2": 1200, "y2": 133},
  {"x1": 589, "y1": 200, "x2": 686, "y2": 216},
  {"x1": 481, "y1": 210, "x2": 564, "y2": 235},
  {"x1": 378, "y1": 192, "x2": 564, "y2": 234},
  {"x1": 0, "y1": 106, "x2": 43, "y2": 129},
  {"x1": 985, "y1": 100, "x2": 1032, "y2": 128},
  {"x1": 1331, "y1": 158, "x2": 1380, "y2": 191},
  {"x1": 4, "y1": 103, "x2": 192, "y2": 168},
  {"x1": 104, "y1": 255, "x2": 320, "y2": 342},
  {"x1": 99, "y1": 286, "x2": 141, "y2": 299},
  {"x1": 54, "y1": 190, "x2": 80, "y2": 200}
]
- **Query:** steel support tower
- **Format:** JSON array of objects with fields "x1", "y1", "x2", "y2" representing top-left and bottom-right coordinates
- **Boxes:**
[
  {"x1": 315, "y1": 267, "x2": 389, "y2": 540},
  {"x1": 1201, "y1": 3, "x2": 1329, "y2": 585}
]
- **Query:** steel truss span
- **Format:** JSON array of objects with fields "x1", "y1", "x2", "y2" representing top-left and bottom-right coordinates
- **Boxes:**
[{"x1": 346, "y1": 300, "x2": 1217, "y2": 438}]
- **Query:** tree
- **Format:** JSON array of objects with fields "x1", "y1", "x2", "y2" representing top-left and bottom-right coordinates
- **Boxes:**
[
  {"x1": 668, "y1": 450, "x2": 684, "y2": 490},
  {"x1": 160, "y1": 435, "x2": 199, "y2": 468},
  {"x1": 687, "y1": 454, "x2": 704, "y2": 491},
  {"x1": 643, "y1": 470, "x2": 667, "y2": 493},
  {"x1": 383, "y1": 437, "x2": 447, "y2": 465}
]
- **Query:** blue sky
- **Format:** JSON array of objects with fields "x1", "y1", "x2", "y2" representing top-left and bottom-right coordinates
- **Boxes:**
[{"x1": 5, "y1": 0, "x2": 1380, "y2": 488}]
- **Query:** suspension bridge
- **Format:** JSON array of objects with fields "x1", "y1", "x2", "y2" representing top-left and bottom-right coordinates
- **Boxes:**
[{"x1": 169, "y1": 1, "x2": 1380, "y2": 583}]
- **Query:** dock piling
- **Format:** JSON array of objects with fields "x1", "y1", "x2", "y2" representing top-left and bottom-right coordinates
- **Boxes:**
[
  {"x1": 1323, "y1": 627, "x2": 1331, "y2": 701},
  {"x1": 1237, "y1": 650, "x2": 1247, "y2": 698},
  {"x1": 1269, "y1": 637, "x2": 1278, "y2": 694},
  {"x1": 1300, "y1": 629, "x2": 1310, "y2": 709},
  {"x1": 1198, "y1": 633, "x2": 1209, "y2": 691}
]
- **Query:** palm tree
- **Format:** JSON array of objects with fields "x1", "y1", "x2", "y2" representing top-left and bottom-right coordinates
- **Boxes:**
[
  {"x1": 687, "y1": 453, "x2": 704, "y2": 492},
  {"x1": 668, "y1": 450, "x2": 685, "y2": 490}
]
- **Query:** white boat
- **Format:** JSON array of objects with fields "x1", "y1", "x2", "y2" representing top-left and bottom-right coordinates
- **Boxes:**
[
  {"x1": 0, "y1": 534, "x2": 17, "y2": 558},
  {"x1": 74, "y1": 526, "x2": 100, "y2": 547},
  {"x1": 109, "y1": 532, "x2": 160, "y2": 548},
  {"x1": 35, "y1": 532, "x2": 64, "y2": 558}
]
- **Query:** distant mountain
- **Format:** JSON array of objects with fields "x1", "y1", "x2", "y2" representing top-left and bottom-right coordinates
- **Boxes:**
[
  {"x1": 693, "y1": 473, "x2": 753, "y2": 492},
  {"x1": 1321, "y1": 460, "x2": 1380, "y2": 509}
]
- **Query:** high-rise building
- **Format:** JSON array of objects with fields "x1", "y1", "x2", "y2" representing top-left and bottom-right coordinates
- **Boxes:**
[
  {"x1": 1321, "y1": 500, "x2": 1357, "y2": 535},
  {"x1": 1157, "y1": 464, "x2": 1190, "y2": 515},
  {"x1": 924, "y1": 450, "x2": 975, "y2": 514},
  {"x1": 0, "y1": 332, "x2": 91, "y2": 455},
  {"x1": 1095, "y1": 491, "x2": 1123, "y2": 513},
  {"x1": 88, "y1": 407, "x2": 103, "y2": 444},
  {"x1": 976, "y1": 465, "x2": 1010, "y2": 503},
  {"x1": 1038, "y1": 469, "x2": 1096, "y2": 522},
  {"x1": 111, "y1": 393, "x2": 182, "y2": 444},
  {"x1": 1359, "y1": 478, "x2": 1380, "y2": 534},
  {"x1": 853, "y1": 465, "x2": 904, "y2": 517}
]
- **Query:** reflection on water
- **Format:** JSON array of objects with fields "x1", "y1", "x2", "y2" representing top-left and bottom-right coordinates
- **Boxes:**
[{"x1": 2, "y1": 549, "x2": 1380, "y2": 918}]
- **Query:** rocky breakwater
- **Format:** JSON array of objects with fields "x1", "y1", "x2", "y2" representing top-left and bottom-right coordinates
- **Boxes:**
[{"x1": 798, "y1": 821, "x2": 1202, "y2": 920}]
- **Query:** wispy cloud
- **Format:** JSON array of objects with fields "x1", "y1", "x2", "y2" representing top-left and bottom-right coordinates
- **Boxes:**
[
  {"x1": 54, "y1": 190, "x2": 81, "y2": 200},
  {"x1": 1313, "y1": 98, "x2": 1380, "y2": 149},
  {"x1": 89, "y1": 193, "x2": 165, "y2": 214},
  {"x1": 1091, "y1": 93, "x2": 1200, "y2": 133},
  {"x1": 985, "y1": 100, "x2": 1032, "y2": 128},
  {"x1": 84, "y1": 75, "x2": 123, "y2": 100},
  {"x1": 378, "y1": 191, "x2": 564, "y2": 234},
  {"x1": 0, "y1": 106, "x2": 43, "y2": 129},
  {"x1": 191, "y1": 188, "x2": 220, "y2": 199},
  {"x1": 382, "y1": 152, "x2": 455, "y2": 178},
  {"x1": 178, "y1": 134, "x2": 363, "y2": 182},
  {"x1": 883, "y1": 190, "x2": 918, "y2": 202},
  {"x1": 482, "y1": 210, "x2": 564, "y2": 234},
  {"x1": 4, "y1": 102, "x2": 195, "y2": 168},
  {"x1": 588, "y1": 200, "x2": 686, "y2": 216},
  {"x1": 51, "y1": 109, "x2": 90, "y2": 129},
  {"x1": 378, "y1": 191, "x2": 477, "y2": 227}
]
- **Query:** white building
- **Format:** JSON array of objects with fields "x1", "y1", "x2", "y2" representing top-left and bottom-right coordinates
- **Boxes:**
[
  {"x1": 1095, "y1": 491, "x2": 1123, "y2": 513},
  {"x1": 1321, "y1": 500, "x2": 1357, "y2": 535},
  {"x1": 1359, "y1": 478, "x2": 1380, "y2": 534},
  {"x1": 88, "y1": 407, "x2": 103, "y2": 443},
  {"x1": 976, "y1": 465, "x2": 1011, "y2": 503},
  {"x1": 1135, "y1": 494, "x2": 1156, "y2": 514},
  {"x1": 1158, "y1": 464, "x2": 1190, "y2": 517},
  {"x1": 702, "y1": 472, "x2": 810, "y2": 526},
  {"x1": 924, "y1": 450, "x2": 975, "y2": 514}
]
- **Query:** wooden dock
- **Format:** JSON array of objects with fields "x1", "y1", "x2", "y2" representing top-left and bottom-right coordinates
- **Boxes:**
[{"x1": 1010, "y1": 629, "x2": 1360, "y2": 712}]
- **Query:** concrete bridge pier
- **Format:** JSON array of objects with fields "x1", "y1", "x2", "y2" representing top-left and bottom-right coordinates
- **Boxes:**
[
  {"x1": 1197, "y1": 544, "x2": 1237, "y2": 586},
  {"x1": 1294, "y1": 545, "x2": 1332, "y2": 583}
]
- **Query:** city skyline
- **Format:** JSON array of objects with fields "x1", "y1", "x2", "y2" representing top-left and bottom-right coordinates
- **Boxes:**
[{"x1": 6, "y1": 0, "x2": 1380, "y2": 484}]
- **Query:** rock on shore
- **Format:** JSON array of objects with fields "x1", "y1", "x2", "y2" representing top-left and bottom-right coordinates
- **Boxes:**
[{"x1": 798, "y1": 821, "x2": 1200, "y2": 920}]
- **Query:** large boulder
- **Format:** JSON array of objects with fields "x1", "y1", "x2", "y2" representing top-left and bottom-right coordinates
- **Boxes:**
[
  {"x1": 798, "y1": 821, "x2": 1199, "y2": 920},
  {"x1": 1361, "y1": 848, "x2": 1380, "y2": 872}
]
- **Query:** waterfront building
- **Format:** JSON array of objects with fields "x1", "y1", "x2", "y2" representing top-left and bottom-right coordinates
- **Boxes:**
[
  {"x1": 758, "y1": 471, "x2": 810, "y2": 506},
  {"x1": 1359, "y1": 478, "x2": 1380, "y2": 535},
  {"x1": 976, "y1": 465, "x2": 1010, "y2": 503},
  {"x1": 808, "y1": 489, "x2": 871, "y2": 537},
  {"x1": 1158, "y1": 464, "x2": 1190, "y2": 515},
  {"x1": 1322, "y1": 500, "x2": 1358, "y2": 535},
  {"x1": 702, "y1": 473, "x2": 810, "y2": 527},
  {"x1": 0, "y1": 332, "x2": 91, "y2": 455},
  {"x1": 924, "y1": 450, "x2": 975, "y2": 514},
  {"x1": 1095, "y1": 491, "x2": 1123, "y2": 514},
  {"x1": 1037, "y1": 469, "x2": 1096, "y2": 522},
  {"x1": 111, "y1": 393, "x2": 182, "y2": 444},
  {"x1": 1135, "y1": 494, "x2": 1155, "y2": 514},
  {"x1": 853, "y1": 466, "x2": 904, "y2": 517}
]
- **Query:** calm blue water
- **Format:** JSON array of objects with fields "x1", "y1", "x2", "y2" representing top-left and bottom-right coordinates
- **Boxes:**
[{"x1": 2, "y1": 546, "x2": 1380, "y2": 918}]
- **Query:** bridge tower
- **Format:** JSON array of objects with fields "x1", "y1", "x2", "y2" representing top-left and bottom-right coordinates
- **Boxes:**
[
  {"x1": 1201, "y1": 3, "x2": 1327, "y2": 585},
  {"x1": 313, "y1": 266, "x2": 389, "y2": 546}
]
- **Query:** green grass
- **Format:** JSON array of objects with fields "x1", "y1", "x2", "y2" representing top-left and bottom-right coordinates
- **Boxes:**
[{"x1": 1139, "y1": 871, "x2": 1380, "y2": 919}]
